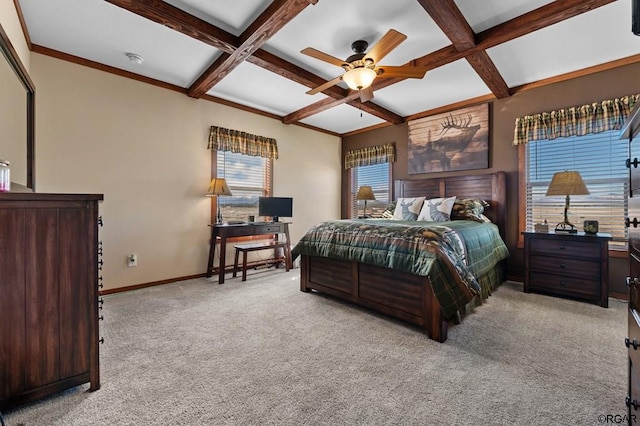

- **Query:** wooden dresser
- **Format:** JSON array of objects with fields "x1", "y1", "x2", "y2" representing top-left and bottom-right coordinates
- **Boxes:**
[
  {"x1": 0, "y1": 193, "x2": 103, "y2": 409},
  {"x1": 523, "y1": 231, "x2": 611, "y2": 307},
  {"x1": 622, "y1": 103, "x2": 640, "y2": 420}
]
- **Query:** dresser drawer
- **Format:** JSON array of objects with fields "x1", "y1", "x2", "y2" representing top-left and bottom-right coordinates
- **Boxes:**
[
  {"x1": 529, "y1": 254, "x2": 600, "y2": 280},
  {"x1": 631, "y1": 254, "x2": 640, "y2": 311},
  {"x1": 529, "y1": 272, "x2": 600, "y2": 299},
  {"x1": 630, "y1": 362, "x2": 640, "y2": 418},
  {"x1": 528, "y1": 237, "x2": 601, "y2": 259},
  {"x1": 629, "y1": 309, "x2": 640, "y2": 374}
]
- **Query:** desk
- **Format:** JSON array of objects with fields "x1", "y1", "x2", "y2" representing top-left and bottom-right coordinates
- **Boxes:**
[{"x1": 206, "y1": 222, "x2": 291, "y2": 284}]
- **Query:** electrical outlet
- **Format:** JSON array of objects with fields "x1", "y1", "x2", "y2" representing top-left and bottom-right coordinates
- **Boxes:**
[{"x1": 127, "y1": 254, "x2": 137, "y2": 267}]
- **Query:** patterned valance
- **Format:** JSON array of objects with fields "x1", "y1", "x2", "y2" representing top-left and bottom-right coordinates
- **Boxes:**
[
  {"x1": 208, "y1": 126, "x2": 278, "y2": 160},
  {"x1": 513, "y1": 94, "x2": 640, "y2": 146},
  {"x1": 344, "y1": 143, "x2": 395, "y2": 169}
]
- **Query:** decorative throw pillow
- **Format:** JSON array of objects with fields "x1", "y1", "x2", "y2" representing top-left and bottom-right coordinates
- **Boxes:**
[
  {"x1": 381, "y1": 202, "x2": 396, "y2": 219},
  {"x1": 417, "y1": 196, "x2": 456, "y2": 221},
  {"x1": 392, "y1": 197, "x2": 425, "y2": 221},
  {"x1": 450, "y1": 198, "x2": 491, "y2": 222}
]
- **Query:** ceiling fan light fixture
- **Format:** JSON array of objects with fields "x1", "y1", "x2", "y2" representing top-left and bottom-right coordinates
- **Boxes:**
[{"x1": 342, "y1": 67, "x2": 377, "y2": 91}]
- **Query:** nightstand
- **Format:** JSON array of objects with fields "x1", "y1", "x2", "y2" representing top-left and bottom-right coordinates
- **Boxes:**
[{"x1": 523, "y1": 231, "x2": 611, "y2": 307}]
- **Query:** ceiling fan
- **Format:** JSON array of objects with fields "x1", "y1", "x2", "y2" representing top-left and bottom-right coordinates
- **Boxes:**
[{"x1": 301, "y1": 29, "x2": 428, "y2": 103}]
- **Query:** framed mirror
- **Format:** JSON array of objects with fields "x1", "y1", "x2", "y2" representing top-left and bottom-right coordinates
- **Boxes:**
[{"x1": 0, "y1": 21, "x2": 35, "y2": 190}]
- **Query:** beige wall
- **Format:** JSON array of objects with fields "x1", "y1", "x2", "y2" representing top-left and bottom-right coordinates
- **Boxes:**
[
  {"x1": 0, "y1": 38, "x2": 27, "y2": 185},
  {"x1": 0, "y1": 1, "x2": 29, "y2": 186},
  {"x1": 30, "y1": 53, "x2": 341, "y2": 291},
  {"x1": 343, "y1": 61, "x2": 640, "y2": 291},
  {"x1": 0, "y1": 0, "x2": 29, "y2": 70}
]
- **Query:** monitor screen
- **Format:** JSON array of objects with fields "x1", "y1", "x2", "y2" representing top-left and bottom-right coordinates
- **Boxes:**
[{"x1": 258, "y1": 197, "x2": 293, "y2": 221}]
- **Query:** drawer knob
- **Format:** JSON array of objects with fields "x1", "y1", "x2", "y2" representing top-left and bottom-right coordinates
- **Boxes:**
[
  {"x1": 559, "y1": 263, "x2": 566, "y2": 269},
  {"x1": 625, "y1": 217, "x2": 640, "y2": 228},
  {"x1": 627, "y1": 396, "x2": 640, "y2": 410},
  {"x1": 559, "y1": 245, "x2": 566, "y2": 250},
  {"x1": 627, "y1": 158, "x2": 640, "y2": 169},
  {"x1": 559, "y1": 281, "x2": 566, "y2": 287},
  {"x1": 625, "y1": 337, "x2": 639, "y2": 350}
]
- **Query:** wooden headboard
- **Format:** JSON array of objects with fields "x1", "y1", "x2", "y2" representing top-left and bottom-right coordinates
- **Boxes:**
[{"x1": 395, "y1": 171, "x2": 507, "y2": 238}]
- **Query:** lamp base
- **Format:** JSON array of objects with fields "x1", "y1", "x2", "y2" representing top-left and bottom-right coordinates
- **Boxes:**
[
  {"x1": 556, "y1": 198, "x2": 578, "y2": 233},
  {"x1": 216, "y1": 200, "x2": 224, "y2": 224},
  {"x1": 554, "y1": 221, "x2": 577, "y2": 233}
]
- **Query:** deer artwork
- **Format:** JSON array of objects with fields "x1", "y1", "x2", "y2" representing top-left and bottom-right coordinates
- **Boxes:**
[
  {"x1": 427, "y1": 199, "x2": 449, "y2": 221},
  {"x1": 399, "y1": 198, "x2": 419, "y2": 220},
  {"x1": 410, "y1": 113, "x2": 481, "y2": 173}
]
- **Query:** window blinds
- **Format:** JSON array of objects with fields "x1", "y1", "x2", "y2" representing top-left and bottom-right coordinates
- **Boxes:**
[
  {"x1": 217, "y1": 151, "x2": 271, "y2": 222},
  {"x1": 525, "y1": 130, "x2": 627, "y2": 247},
  {"x1": 350, "y1": 163, "x2": 390, "y2": 218}
]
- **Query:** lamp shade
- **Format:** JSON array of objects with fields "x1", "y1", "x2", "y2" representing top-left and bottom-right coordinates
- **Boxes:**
[
  {"x1": 206, "y1": 177, "x2": 233, "y2": 196},
  {"x1": 342, "y1": 67, "x2": 377, "y2": 91},
  {"x1": 356, "y1": 185, "x2": 376, "y2": 201},
  {"x1": 545, "y1": 171, "x2": 590, "y2": 196}
]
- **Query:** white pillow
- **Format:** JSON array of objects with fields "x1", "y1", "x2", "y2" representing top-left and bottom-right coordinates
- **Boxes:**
[
  {"x1": 418, "y1": 196, "x2": 456, "y2": 221},
  {"x1": 393, "y1": 197, "x2": 425, "y2": 221}
]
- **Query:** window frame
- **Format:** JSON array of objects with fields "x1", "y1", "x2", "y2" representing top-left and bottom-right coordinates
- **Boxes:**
[
  {"x1": 211, "y1": 150, "x2": 273, "y2": 231},
  {"x1": 348, "y1": 162, "x2": 393, "y2": 219},
  {"x1": 517, "y1": 144, "x2": 628, "y2": 258}
]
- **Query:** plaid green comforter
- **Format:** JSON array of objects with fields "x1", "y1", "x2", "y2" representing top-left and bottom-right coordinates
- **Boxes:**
[{"x1": 292, "y1": 219, "x2": 509, "y2": 318}]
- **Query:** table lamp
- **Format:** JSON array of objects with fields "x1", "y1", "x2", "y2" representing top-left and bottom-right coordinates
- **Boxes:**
[
  {"x1": 356, "y1": 185, "x2": 376, "y2": 218},
  {"x1": 207, "y1": 178, "x2": 233, "y2": 224},
  {"x1": 545, "y1": 170, "x2": 589, "y2": 233}
]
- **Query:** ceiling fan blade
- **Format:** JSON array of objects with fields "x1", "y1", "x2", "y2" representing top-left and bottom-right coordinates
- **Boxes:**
[
  {"x1": 364, "y1": 29, "x2": 407, "y2": 64},
  {"x1": 306, "y1": 75, "x2": 343, "y2": 95},
  {"x1": 374, "y1": 65, "x2": 428, "y2": 79},
  {"x1": 359, "y1": 86, "x2": 374, "y2": 103},
  {"x1": 301, "y1": 47, "x2": 346, "y2": 68}
]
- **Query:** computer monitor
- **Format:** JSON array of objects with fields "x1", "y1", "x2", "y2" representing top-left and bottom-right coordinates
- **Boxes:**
[{"x1": 258, "y1": 197, "x2": 293, "y2": 222}]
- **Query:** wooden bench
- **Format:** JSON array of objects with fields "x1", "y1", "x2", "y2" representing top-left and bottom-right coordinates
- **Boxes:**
[{"x1": 232, "y1": 240, "x2": 290, "y2": 281}]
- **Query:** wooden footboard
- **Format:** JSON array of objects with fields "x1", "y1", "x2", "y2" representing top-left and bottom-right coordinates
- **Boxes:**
[{"x1": 300, "y1": 254, "x2": 448, "y2": 342}]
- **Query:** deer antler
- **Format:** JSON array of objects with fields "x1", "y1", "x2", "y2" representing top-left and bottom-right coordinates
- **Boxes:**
[{"x1": 439, "y1": 114, "x2": 473, "y2": 135}]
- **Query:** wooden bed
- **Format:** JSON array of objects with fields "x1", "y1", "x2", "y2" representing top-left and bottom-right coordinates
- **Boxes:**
[{"x1": 299, "y1": 171, "x2": 507, "y2": 342}]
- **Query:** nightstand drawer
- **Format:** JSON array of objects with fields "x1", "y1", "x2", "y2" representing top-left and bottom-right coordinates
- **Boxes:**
[
  {"x1": 529, "y1": 254, "x2": 600, "y2": 279},
  {"x1": 529, "y1": 272, "x2": 600, "y2": 299},
  {"x1": 529, "y1": 237, "x2": 601, "y2": 259}
]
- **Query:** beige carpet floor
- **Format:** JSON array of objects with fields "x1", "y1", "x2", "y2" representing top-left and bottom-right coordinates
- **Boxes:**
[{"x1": 3, "y1": 269, "x2": 629, "y2": 425}]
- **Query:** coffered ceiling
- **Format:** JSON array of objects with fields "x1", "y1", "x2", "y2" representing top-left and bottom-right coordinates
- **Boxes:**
[{"x1": 16, "y1": 0, "x2": 640, "y2": 136}]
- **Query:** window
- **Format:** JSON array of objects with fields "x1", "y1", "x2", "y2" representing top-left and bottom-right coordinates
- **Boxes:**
[
  {"x1": 216, "y1": 151, "x2": 272, "y2": 222},
  {"x1": 523, "y1": 129, "x2": 628, "y2": 248},
  {"x1": 350, "y1": 162, "x2": 390, "y2": 218}
]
